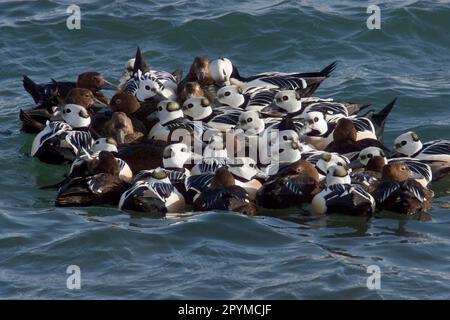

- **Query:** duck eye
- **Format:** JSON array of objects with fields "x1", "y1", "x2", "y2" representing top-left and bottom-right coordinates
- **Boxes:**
[
  {"x1": 224, "y1": 91, "x2": 231, "y2": 96},
  {"x1": 116, "y1": 99, "x2": 122, "y2": 104},
  {"x1": 66, "y1": 108, "x2": 71, "y2": 114},
  {"x1": 181, "y1": 147, "x2": 186, "y2": 152},
  {"x1": 367, "y1": 154, "x2": 373, "y2": 158},
  {"x1": 158, "y1": 106, "x2": 163, "y2": 111},
  {"x1": 282, "y1": 96, "x2": 288, "y2": 101},
  {"x1": 247, "y1": 118, "x2": 253, "y2": 123},
  {"x1": 401, "y1": 141, "x2": 407, "y2": 146},
  {"x1": 279, "y1": 148, "x2": 285, "y2": 153},
  {"x1": 145, "y1": 85, "x2": 151, "y2": 91},
  {"x1": 337, "y1": 162, "x2": 342, "y2": 166},
  {"x1": 188, "y1": 103, "x2": 194, "y2": 109},
  {"x1": 314, "y1": 117, "x2": 319, "y2": 122},
  {"x1": 95, "y1": 141, "x2": 100, "y2": 144},
  {"x1": 360, "y1": 155, "x2": 366, "y2": 160},
  {"x1": 283, "y1": 135, "x2": 288, "y2": 141}
]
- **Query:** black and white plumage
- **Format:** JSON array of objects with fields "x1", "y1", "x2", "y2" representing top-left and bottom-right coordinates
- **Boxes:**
[
  {"x1": 31, "y1": 121, "x2": 94, "y2": 165},
  {"x1": 119, "y1": 173, "x2": 185, "y2": 215},
  {"x1": 387, "y1": 157, "x2": 432, "y2": 187},
  {"x1": 373, "y1": 180, "x2": 433, "y2": 215},
  {"x1": 312, "y1": 183, "x2": 375, "y2": 216},
  {"x1": 124, "y1": 69, "x2": 177, "y2": 102}
]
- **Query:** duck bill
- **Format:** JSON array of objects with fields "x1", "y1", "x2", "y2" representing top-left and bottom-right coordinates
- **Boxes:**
[
  {"x1": 116, "y1": 129, "x2": 126, "y2": 145},
  {"x1": 101, "y1": 80, "x2": 118, "y2": 91},
  {"x1": 197, "y1": 68, "x2": 206, "y2": 81}
]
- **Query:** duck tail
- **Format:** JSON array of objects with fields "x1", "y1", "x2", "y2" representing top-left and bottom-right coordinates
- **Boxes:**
[
  {"x1": 22, "y1": 75, "x2": 42, "y2": 104},
  {"x1": 19, "y1": 109, "x2": 46, "y2": 132},
  {"x1": 372, "y1": 98, "x2": 397, "y2": 139},
  {"x1": 40, "y1": 179, "x2": 66, "y2": 190},
  {"x1": 319, "y1": 61, "x2": 338, "y2": 77},
  {"x1": 133, "y1": 46, "x2": 150, "y2": 74}
]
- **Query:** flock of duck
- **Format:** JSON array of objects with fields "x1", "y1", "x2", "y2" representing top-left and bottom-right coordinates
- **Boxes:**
[{"x1": 20, "y1": 47, "x2": 450, "y2": 218}]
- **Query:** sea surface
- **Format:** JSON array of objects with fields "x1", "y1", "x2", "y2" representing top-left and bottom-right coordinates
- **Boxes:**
[{"x1": 0, "y1": 0, "x2": 449, "y2": 299}]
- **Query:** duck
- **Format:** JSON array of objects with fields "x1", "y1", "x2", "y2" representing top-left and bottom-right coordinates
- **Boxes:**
[
  {"x1": 118, "y1": 168, "x2": 185, "y2": 216},
  {"x1": 31, "y1": 105, "x2": 94, "y2": 164},
  {"x1": 122, "y1": 47, "x2": 180, "y2": 103},
  {"x1": 108, "y1": 91, "x2": 155, "y2": 131},
  {"x1": 216, "y1": 85, "x2": 277, "y2": 111},
  {"x1": 262, "y1": 139, "x2": 303, "y2": 175},
  {"x1": 268, "y1": 90, "x2": 369, "y2": 118},
  {"x1": 209, "y1": 57, "x2": 233, "y2": 86},
  {"x1": 182, "y1": 56, "x2": 215, "y2": 86},
  {"x1": 373, "y1": 162, "x2": 433, "y2": 215},
  {"x1": 226, "y1": 59, "x2": 337, "y2": 95},
  {"x1": 190, "y1": 135, "x2": 230, "y2": 175},
  {"x1": 102, "y1": 112, "x2": 145, "y2": 145},
  {"x1": 393, "y1": 131, "x2": 450, "y2": 180},
  {"x1": 178, "y1": 81, "x2": 207, "y2": 104},
  {"x1": 227, "y1": 157, "x2": 264, "y2": 201},
  {"x1": 353, "y1": 146, "x2": 432, "y2": 188},
  {"x1": 257, "y1": 159, "x2": 321, "y2": 209},
  {"x1": 182, "y1": 97, "x2": 216, "y2": 122},
  {"x1": 350, "y1": 156, "x2": 386, "y2": 193},
  {"x1": 55, "y1": 151, "x2": 130, "y2": 207},
  {"x1": 324, "y1": 118, "x2": 389, "y2": 154},
  {"x1": 116, "y1": 139, "x2": 167, "y2": 173},
  {"x1": 67, "y1": 138, "x2": 133, "y2": 183},
  {"x1": 305, "y1": 152, "x2": 350, "y2": 181},
  {"x1": 20, "y1": 83, "x2": 105, "y2": 134},
  {"x1": 312, "y1": 165, "x2": 375, "y2": 216},
  {"x1": 148, "y1": 100, "x2": 210, "y2": 147},
  {"x1": 193, "y1": 167, "x2": 257, "y2": 216}
]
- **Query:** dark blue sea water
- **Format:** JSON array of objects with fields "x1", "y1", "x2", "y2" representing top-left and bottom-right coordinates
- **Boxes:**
[{"x1": 0, "y1": 0, "x2": 449, "y2": 299}]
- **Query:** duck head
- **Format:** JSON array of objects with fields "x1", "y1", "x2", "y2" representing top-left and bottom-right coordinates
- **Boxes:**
[
  {"x1": 274, "y1": 90, "x2": 303, "y2": 113},
  {"x1": 182, "y1": 97, "x2": 212, "y2": 121},
  {"x1": 58, "y1": 103, "x2": 91, "y2": 128},
  {"x1": 209, "y1": 57, "x2": 233, "y2": 85},
  {"x1": 77, "y1": 72, "x2": 116, "y2": 92},
  {"x1": 316, "y1": 152, "x2": 350, "y2": 179},
  {"x1": 156, "y1": 100, "x2": 183, "y2": 125},
  {"x1": 216, "y1": 85, "x2": 245, "y2": 108},
  {"x1": 65, "y1": 88, "x2": 95, "y2": 109},
  {"x1": 365, "y1": 156, "x2": 387, "y2": 173},
  {"x1": 236, "y1": 110, "x2": 265, "y2": 135},
  {"x1": 91, "y1": 137, "x2": 118, "y2": 154},
  {"x1": 89, "y1": 151, "x2": 121, "y2": 176},
  {"x1": 211, "y1": 167, "x2": 235, "y2": 188},
  {"x1": 271, "y1": 140, "x2": 302, "y2": 164},
  {"x1": 203, "y1": 135, "x2": 228, "y2": 158},
  {"x1": 333, "y1": 118, "x2": 357, "y2": 143},
  {"x1": 304, "y1": 111, "x2": 328, "y2": 135},
  {"x1": 359, "y1": 147, "x2": 387, "y2": 166},
  {"x1": 228, "y1": 157, "x2": 261, "y2": 181},
  {"x1": 110, "y1": 92, "x2": 141, "y2": 114},
  {"x1": 189, "y1": 56, "x2": 210, "y2": 82},
  {"x1": 326, "y1": 164, "x2": 351, "y2": 186},
  {"x1": 382, "y1": 162, "x2": 412, "y2": 182},
  {"x1": 106, "y1": 112, "x2": 135, "y2": 144},
  {"x1": 287, "y1": 159, "x2": 320, "y2": 182},
  {"x1": 163, "y1": 143, "x2": 191, "y2": 169},
  {"x1": 394, "y1": 131, "x2": 422, "y2": 157}
]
